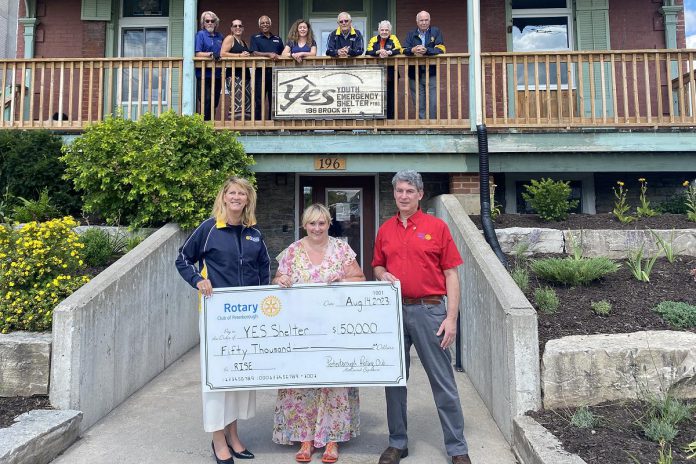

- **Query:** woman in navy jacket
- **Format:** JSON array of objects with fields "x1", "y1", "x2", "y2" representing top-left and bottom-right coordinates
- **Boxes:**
[{"x1": 176, "y1": 176, "x2": 270, "y2": 464}]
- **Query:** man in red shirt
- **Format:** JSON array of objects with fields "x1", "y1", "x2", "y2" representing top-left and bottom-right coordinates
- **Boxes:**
[{"x1": 373, "y1": 170, "x2": 470, "y2": 464}]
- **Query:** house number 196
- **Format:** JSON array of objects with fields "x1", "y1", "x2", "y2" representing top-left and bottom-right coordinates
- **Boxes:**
[{"x1": 314, "y1": 157, "x2": 346, "y2": 170}]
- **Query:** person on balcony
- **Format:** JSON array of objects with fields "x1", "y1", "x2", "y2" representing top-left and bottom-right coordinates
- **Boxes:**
[
  {"x1": 221, "y1": 19, "x2": 252, "y2": 119},
  {"x1": 373, "y1": 170, "x2": 470, "y2": 464},
  {"x1": 195, "y1": 11, "x2": 224, "y2": 121},
  {"x1": 282, "y1": 19, "x2": 317, "y2": 63},
  {"x1": 272, "y1": 203, "x2": 365, "y2": 464},
  {"x1": 366, "y1": 20, "x2": 403, "y2": 119},
  {"x1": 326, "y1": 12, "x2": 364, "y2": 58},
  {"x1": 403, "y1": 11, "x2": 445, "y2": 120},
  {"x1": 175, "y1": 176, "x2": 270, "y2": 464},
  {"x1": 250, "y1": 15, "x2": 284, "y2": 120}
]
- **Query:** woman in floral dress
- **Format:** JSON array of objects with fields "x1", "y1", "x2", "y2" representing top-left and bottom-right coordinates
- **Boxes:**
[{"x1": 272, "y1": 203, "x2": 365, "y2": 463}]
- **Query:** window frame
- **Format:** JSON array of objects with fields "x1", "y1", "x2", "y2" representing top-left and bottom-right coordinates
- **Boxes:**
[{"x1": 511, "y1": 4, "x2": 574, "y2": 91}]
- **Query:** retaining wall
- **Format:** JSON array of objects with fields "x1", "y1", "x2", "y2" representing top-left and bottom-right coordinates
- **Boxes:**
[
  {"x1": 433, "y1": 195, "x2": 541, "y2": 443},
  {"x1": 50, "y1": 224, "x2": 198, "y2": 432}
]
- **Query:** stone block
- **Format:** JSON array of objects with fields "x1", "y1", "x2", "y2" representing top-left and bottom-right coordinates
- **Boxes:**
[
  {"x1": 0, "y1": 409, "x2": 81, "y2": 464},
  {"x1": 494, "y1": 227, "x2": 565, "y2": 255},
  {"x1": 542, "y1": 331, "x2": 696, "y2": 409},
  {"x1": 0, "y1": 332, "x2": 52, "y2": 397},
  {"x1": 565, "y1": 229, "x2": 696, "y2": 258}
]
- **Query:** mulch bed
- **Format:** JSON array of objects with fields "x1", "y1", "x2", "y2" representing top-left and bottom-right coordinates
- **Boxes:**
[
  {"x1": 470, "y1": 212, "x2": 694, "y2": 230},
  {"x1": 530, "y1": 402, "x2": 696, "y2": 463},
  {"x1": 474, "y1": 213, "x2": 696, "y2": 462},
  {"x1": 0, "y1": 396, "x2": 51, "y2": 428}
]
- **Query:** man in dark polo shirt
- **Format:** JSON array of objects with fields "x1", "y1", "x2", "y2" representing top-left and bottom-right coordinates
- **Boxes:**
[
  {"x1": 250, "y1": 15, "x2": 284, "y2": 119},
  {"x1": 372, "y1": 170, "x2": 470, "y2": 464}
]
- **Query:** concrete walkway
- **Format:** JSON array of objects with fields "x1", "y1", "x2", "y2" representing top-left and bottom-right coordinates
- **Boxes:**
[{"x1": 52, "y1": 346, "x2": 517, "y2": 464}]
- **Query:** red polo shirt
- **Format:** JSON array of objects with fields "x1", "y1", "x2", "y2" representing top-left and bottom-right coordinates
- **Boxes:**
[{"x1": 372, "y1": 209, "x2": 463, "y2": 298}]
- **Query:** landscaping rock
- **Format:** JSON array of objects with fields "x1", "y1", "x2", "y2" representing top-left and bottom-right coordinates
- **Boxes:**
[
  {"x1": 0, "y1": 409, "x2": 81, "y2": 464},
  {"x1": 565, "y1": 229, "x2": 696, "y2": 258},
  {"x1": 494, "y1": 227, "x2": 565, "y2": 255},
  {"x1": 0, "y1": 332, "x2": 52, "y2": 397},
  {"x1": 542, "y1": 331, "x2": 696, "y2": 409}
]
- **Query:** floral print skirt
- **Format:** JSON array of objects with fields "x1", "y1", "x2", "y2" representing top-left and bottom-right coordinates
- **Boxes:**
[{"x1": 272, "y1": 386, "x2": 360, "y2": 447}]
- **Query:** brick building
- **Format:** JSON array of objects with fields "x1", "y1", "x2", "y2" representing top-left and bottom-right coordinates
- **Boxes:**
[{"x1": 3, "y1": 0, "x2": 696, "y2": 272}]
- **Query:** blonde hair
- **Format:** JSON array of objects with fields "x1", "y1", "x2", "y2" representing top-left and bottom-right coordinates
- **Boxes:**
[
  {"x1": 200, "y1": 11, "x2": 219, "y2": 28},
  {"x1": 212, "y1": 176, "x2": 257, "y2": 227},
  {"x1": 301, "y1": 203, "x2": 332, "y2": 228}
]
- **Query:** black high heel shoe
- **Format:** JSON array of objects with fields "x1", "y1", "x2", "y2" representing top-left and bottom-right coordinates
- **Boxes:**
[
  {"x1": 212, "y1": 441, "x2": 235, "y2": 464},
  {"x1": 225, "y1": 438, "x2": 255, "y2": 459}
]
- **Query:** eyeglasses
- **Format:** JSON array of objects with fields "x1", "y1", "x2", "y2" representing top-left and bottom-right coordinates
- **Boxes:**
[
  {"x1": 232, "y1": 24, "x2": 244, "y2": 28},
  {"x1": 338, "y1": 19, "x2": 351, "y2": 24},
  {"x1": 204, "y1": 19, "x2": 216, "y2": 23}
]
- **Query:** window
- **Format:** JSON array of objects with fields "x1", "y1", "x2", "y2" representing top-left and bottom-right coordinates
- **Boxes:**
[
  {"x1": 123, "y1": 0, "x2": 168, "y2": 17},
  {"x1": 121, "y1": 26, "x2": 168, "y2": 102},
  {"x1": 511, "y1": 0, "x2": 572, "y2": 89}
]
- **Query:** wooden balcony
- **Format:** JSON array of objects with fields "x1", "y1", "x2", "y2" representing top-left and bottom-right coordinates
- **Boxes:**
[
  {"x1": 1, "y1": 58, "x2": 183, "y2": 129},
  {"x1": 481, "y1": 49, "x2": 696, "y2": 128},
  {"x1": 1, "y1": 50, "x2": 695, "y2": 132}
]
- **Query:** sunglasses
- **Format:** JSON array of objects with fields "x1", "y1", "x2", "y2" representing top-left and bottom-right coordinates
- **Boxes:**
[
  {"x1": 338, "y1": 19, "x2": 351, "y2": 24},
  {"x1": 232, "y1": 24, "x2": 244, "y2": 28},
  {"x1": 204, "y1": 19, "x2": 216, "y2": 23}
]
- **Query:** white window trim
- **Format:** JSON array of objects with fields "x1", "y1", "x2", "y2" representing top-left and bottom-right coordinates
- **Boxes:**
[{"x1": 511, "y1": 5, "x2": 574, "y2": 91}]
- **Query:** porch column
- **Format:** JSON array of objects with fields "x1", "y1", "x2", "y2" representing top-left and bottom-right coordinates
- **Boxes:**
[
  {"x1": 182, "y1": 0, "x2": 196, "y2": 115},
  {"x1": 467, "y1": 0, "x2": 482, "y2": 130},
  {"x1": 18, "y1": 17, "x2": 38, "y2": 58},
  {"x1": 659, "y1": 3, "x2": 682, "y2": 50}
]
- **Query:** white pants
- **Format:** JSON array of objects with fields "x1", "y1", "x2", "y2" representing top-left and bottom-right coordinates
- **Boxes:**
[{"x1": 200, "y1": 313, "x2": 256, "y2": 432}]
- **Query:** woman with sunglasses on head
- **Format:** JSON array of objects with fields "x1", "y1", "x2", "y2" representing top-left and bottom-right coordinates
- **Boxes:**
[
  {"x1": 282, "y1": 19, "x2": 317, "y2": 63},
  {"x1": 221, "y1": 20, "x2": 252, "y2": 119}
]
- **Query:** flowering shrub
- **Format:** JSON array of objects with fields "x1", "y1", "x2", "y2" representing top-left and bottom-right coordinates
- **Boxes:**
[
  {"x1": 612, "y1": 181, "x2": 635, "y2": 223},
  {"x1": 684, "y1": 180, "x2": 696, "y2": 222},
  {"x1": 0, "y1": 217, "x2": 90, "y2": 333},
  {"x1": 521, "y1": 178, "x2": 579, "y2": 221}
]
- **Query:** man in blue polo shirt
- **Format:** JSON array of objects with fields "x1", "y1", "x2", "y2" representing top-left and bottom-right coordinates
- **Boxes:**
[
  {"x1": 250, "y1": 15, "x2": 284, "y2": 120},
  {"x1": 194, "y1": 11, "x2": 224, "y2": 120},
  {"x1": 326, "y1": 12, "x2": 364, "y2": 57}
]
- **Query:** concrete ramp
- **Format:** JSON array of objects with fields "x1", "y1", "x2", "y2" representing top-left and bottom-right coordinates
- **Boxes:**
[{"x1": 52, "y1": 346, "x2": 516, "y2": 464}]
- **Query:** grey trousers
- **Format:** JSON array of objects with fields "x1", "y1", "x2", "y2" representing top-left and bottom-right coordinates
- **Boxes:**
[
  {"x1": 385, "y1": 301, "x2": 468, "y2": 456},
  {"x1": 409, "y1": 73, "x2": 437, "y2": 119}
]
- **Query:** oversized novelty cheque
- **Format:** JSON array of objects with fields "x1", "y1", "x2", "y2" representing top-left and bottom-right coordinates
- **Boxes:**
[{"x1": 201, "y1": 281, "x2": 406, "y2": 392}]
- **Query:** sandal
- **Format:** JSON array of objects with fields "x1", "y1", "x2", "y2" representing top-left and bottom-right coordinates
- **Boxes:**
[
  {"x1": 295, "y1": 441, "x2": 314, "y2": 463},
  {"x1": 322, "y1": 442, "x2": 339, "y2": 463}
]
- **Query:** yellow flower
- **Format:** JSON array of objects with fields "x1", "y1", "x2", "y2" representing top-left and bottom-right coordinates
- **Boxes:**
[
  {"x1": 617, "y1": 181, "x2": 624, "y2": 187},
  {"x1": 684, "y1": 181, "x2": 690, "y2": 187},
  {"x1": 638, "y1": 178, "x2": 646, "y2": 182}
]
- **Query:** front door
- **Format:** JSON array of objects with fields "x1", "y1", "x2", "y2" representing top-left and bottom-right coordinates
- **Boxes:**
[{"x1": 299, "y1": 175, "x2": 375, "y2": 280}]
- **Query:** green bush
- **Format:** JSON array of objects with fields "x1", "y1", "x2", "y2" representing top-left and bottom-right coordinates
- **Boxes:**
[
  {"x1": 12, "y1": 189, "x2": 61, "y2": 223},
  {"x1": 61, "y1": 112, "x2": 255, "y2": 229},
  {"x1": 570, "y1": 406, "x2": 598, "y2": 429},
  {"x1": 643, "y1": 418, "x2": 678, "y2": 443},
  {"x1": 530, "y1": 256, "x2": 620, "y2": 286},
  {"x1": 0, "y1": 130, "x2": 81, "y2": 214},
  {"x1": 534, "y1": 286, "x2": 559, "y2": 314},
  {"x1": 521, "y1": 178, "x2": 579, "y2": 221},
  {"x1": 79, "y1": 228, "x2": 129, "y2": 267},
  {"x1": 0, "y1": 217, "x2": 90, "y2": 333},
  {"x1": 591, "y1": 300, "x2": 612, "y2": 316},
  {"x1": 511, "y1": 267, "x2": 530, "y2": 292},
  {"x1": 652, "y1": 301, "x2": 696, "y2": 328},
  {"x1": 657, "y1": 193, "x2": 687, "y2": 215}
]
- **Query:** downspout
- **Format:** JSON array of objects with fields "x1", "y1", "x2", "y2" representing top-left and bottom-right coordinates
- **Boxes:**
[{"x1": 477, "y1": 124, "x2": 507, "y2": 266}]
